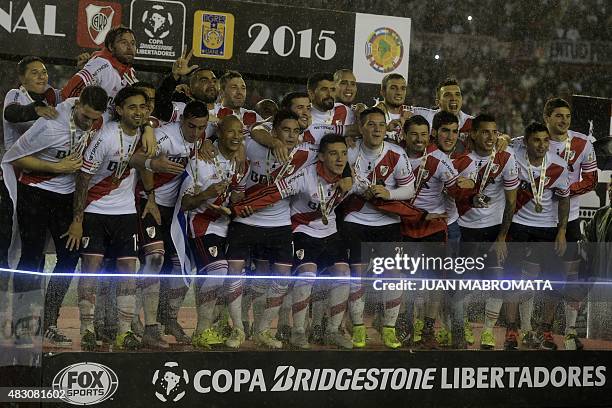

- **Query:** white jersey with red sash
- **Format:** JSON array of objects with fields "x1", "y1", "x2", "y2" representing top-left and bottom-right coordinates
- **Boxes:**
[
  {"x1": 233, "y1": 162, "x2": 357, "y2": 239},
  {"x1": 548, "y1": 130, "x2": 597, "y2": 221},
  {"x1": 400, "y1": 145, "x2": 458, "y2": 238},
  {"x1": 454, "y1": 148, "x2": 520, "y2": 228},
  {"x1": 344, "y1": 140, "x2": 414, "y2": 226},
  {"x1": 62, "y1": 49, "x2": 138, "y2": 115},
  {"x1": 310, "y1": 102, "x2": 355, "y2": 126},
  {"x1": 182, "y1": 152, "x2": 247, "y2": 238},
  {"x1": 3, "y1": 86, "x2": 60, "y2": 152},
  {"x1": 236, "y1": 139, "x2": 317, "y2": 227},
  {"x1": 302, "y1": 123, "x2": 347, "y2": 145},
  {"x1": 408, "y1": 144, "x2": 458, "y2": 214},
  {"x1": 513, "y1": 145, "x2": 570, "y2": 228},
  {"x1": 3, "y1": 98, "x2": 98, "y2": 195},
  {"x1": 136, "y1": 121, "x2": 193, "y2": 207},
  {"x1": 82, "y1": 121, "x2": 140, "y2": 215},
  {"x1": 170, "y1": 153, "x2": 248, "y2": 276},
  {"x1": 1, "y1": 98, "x2": 97, "y2": 267}
]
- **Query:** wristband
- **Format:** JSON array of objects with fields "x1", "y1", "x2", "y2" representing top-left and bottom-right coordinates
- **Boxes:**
[
  {"x1": 144, "y1": 186, "x2": 154, "y2": 195},
  {"x1": 145, "y1": 158, "x2": 153, "y2": 171}
]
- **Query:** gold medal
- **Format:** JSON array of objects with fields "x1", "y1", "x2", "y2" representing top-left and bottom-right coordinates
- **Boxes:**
[
  {"x1": 535, "y1": 203, "x2": 543, "y2": 213},
  {"x1": 321, "y1": 213, "x2": 329, "y2": 225}
]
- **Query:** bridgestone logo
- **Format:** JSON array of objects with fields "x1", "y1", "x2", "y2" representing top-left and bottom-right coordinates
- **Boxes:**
[
  {"x1": 270, "y1": 366, "x2": 435, "y2": 391},
  {"x1": 186, "y1": 365, "x2": 607, "y2": 394}
]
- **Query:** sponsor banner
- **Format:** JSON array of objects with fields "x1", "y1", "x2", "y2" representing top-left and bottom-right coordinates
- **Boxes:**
[
  {"x1": 129, "y1": 0, "x2": 185, "y2": 62},
  {"x1": 77, "y1": 0, "x2": 123, "y2": 49},
  {"x1": 189, "y1": 0, "x2": 355, "y2": 77},
  {"x1": 0, "y1": 0, "x2": 356, "y2": 79},
  {"x1": 0, "y1": 0, "x2": 69, "y2": 46},
  {"x1": 352, "y1": 13, "x2": 411, "y2": 84},
  {"x1": 42, "y1": 351, "x2": 612, "y2": 407},
  {"x1": 549, "y1": 40, "x2": 592, "y2": 64}
]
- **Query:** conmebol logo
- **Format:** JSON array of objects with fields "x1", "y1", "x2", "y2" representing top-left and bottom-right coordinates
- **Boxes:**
[{"x1": 52, "y1": 362, "x2": 119, "y2": 405}]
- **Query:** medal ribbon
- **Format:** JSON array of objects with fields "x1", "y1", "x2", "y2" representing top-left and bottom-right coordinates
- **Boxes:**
[{"x1": 527, "y1": 152, "x2": 547, "y2": 210}]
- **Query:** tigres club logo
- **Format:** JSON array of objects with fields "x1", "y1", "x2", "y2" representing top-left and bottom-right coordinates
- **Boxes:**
[
  {"x1": 193, "y1": 11, "x2": 235, "y2": 60},
  {"x1": 365, "y1": 27, "x2": 404, "y2": 73},
  {"x1": 153, "y1": 362, "x2": 189, "y2": 403}
]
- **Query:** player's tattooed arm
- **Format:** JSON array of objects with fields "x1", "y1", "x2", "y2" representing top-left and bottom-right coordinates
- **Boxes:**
[
  {"x1": 61, "y1": 171, "x2": 93, "y2": 250},
  {"x1": 73, "y1": 171, "x2": 92, "y2": 223}
]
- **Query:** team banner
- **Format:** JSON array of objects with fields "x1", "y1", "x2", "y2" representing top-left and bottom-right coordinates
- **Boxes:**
[
  {"x1": 0, "y1": 0, "x2": 411, "y2": 82},
  {"x1": 41, "y1": 351, "x2": 612, "y2": 407}
]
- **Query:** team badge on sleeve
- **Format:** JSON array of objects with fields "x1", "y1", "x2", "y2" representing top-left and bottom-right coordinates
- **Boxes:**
[
  {"x1": 208, "y1": 246, "x2": 218, "y2": 257},
  {"x1": 81, "y1": 237, "x2": 90, "y2": 249}
]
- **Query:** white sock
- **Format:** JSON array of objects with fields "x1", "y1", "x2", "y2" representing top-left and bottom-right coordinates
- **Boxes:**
[
  {"x1": 310, "y1": 280, "x2": 328, "y2": 327},
  {"x1": 564, "y1": 301, "x2": 579, "y2": 332},
  {"x1": 117, "y1": 295, "x2": 136, "y2": 334},
  {"x1": 278, "y1": 290, "x2": 292, "y2": 328},
  {"x1": 382, "y1": 287, "x2": 403, "y2": 327},
  {"x1": 78, "y1": 299, "x2": 95, "y2": 335},
  {"x1": 257, "y1": 281, "x2": 288, "y2": 333},
  {"x1": 291, "y1": 273, "x2": 315, "y2": 333},
  {"x1": 519, "y1": 297, "x2": 534, "y2": 332},
  {"x1": 326, "y1": 278, "x2": 349, "y2": 333},
  {"x1": 196, "y1": 261, "x2": 227, "y2": 334},
  {"x1": 142, "y1": 281, "x2": 160, "y2": 326},
  {"x1": 484, "y1": 297, "x2": 503, "y2": 330},
  {"x1": 226, "y1": 275, "x2": 245, "y2": 331},
  {"x1": 348, "y1": 281, "x2": 365, "y2": 325},
  {"x1": 251, "y1": 280, "x2": 267, "y2": 330}
]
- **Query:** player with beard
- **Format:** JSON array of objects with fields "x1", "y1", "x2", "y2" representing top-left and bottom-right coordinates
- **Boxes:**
[
  {"x1": 212, "y1": 71, "x2": 262, "y2": 130},
  {"x1": 1, "y1": 86, "x2": 107, "y2": 348},
  {"x1": 308, "y1": 73, "x2": 355, "y2": 126},
  {"x1": 232, "y1": 134, "x2": 358, "y2": 349},
  {"x1": 374, "y1": 73, "x2": 412, "y2": 143},
  {"x1": 62, "y1": 26, "x2": 138, "y2": 114},
  {"x1": 61, "y1": 26, "x2": 156, "y2": 157},
  {"x1": 63, "y1": 87, "x2": 175, "y2": 350},
  {"x1": 253, "y1": 92, "x2": 360, "y2": 156},
  {"x1": 543, "y1": 98, "x2": 597, "y2": 350},
  {"x1": 453, "y1": 113, "x2": 520, "y2": 350},
  {"x1": 506, "y1": 122, "x2": 570, "y2": 350},
  {"x1": 400, "y1": 115, "x2": 476, "y2": 349},
  {"x1": 344, "y1": 107, "x2": 415, "y2": 349},
  {"x1": 171, "y1": 115, "x2": 247, "y2": 349},
  {"x1": 155, "y1": 50, "x2": 219, "y2": 122}
]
